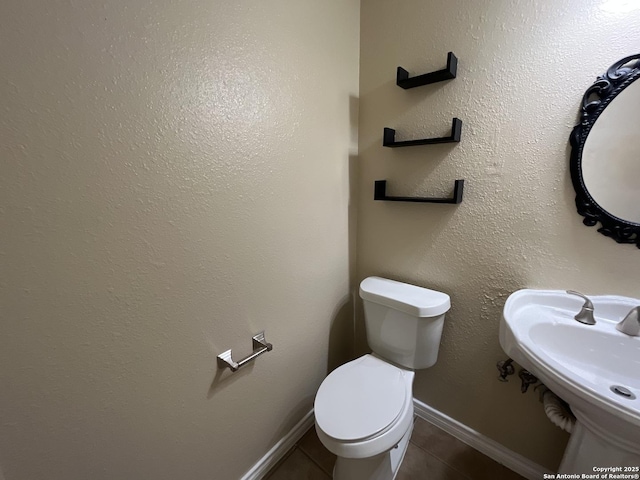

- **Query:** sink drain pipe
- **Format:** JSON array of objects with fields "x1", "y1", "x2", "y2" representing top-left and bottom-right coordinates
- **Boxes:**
[{"x1": 539, "y1": 386, "x2": 576, "y2": 434}]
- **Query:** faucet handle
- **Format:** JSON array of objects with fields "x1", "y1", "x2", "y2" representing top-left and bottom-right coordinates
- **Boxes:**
[
  {"x1": 566, "y1": 290, "x2": 594, "y2": 309},
  {"x1": 616, "y1": 306, "x2": 640, "y2": 336},
  {"x1": 566, "y1": 290, "x2": 596, "y2": 325}
]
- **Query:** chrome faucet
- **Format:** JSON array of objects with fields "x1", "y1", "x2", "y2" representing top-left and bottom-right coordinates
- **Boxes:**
[
  {"x1": 616, "y1": 307, "x2": 640, "y2": 336},
  {"x1": 566, "y1": 290, "x2": 596, "y2": 325}
]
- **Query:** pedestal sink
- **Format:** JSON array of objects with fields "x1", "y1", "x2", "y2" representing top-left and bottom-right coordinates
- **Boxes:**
[{"x1": 500, "y1": 289, "x2": 640, "y2": 474}]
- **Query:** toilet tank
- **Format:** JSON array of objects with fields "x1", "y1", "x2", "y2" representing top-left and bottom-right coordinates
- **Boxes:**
[{"x1": 359, "y1": 277, "x2": 450, "y2": 369}]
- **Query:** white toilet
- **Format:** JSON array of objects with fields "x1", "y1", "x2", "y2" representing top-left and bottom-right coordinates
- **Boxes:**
[{"x1": 314, "y1": 276, "x2": 450, "y2": 480}]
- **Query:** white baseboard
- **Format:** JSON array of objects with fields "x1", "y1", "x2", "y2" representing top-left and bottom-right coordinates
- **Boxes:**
[
  {"x1": 240, "y1": 410, "x2": 315, "y2": 480},
  {"x1": 241, "y1": 399, "x2": 551, "y2": 480},
  {"x1": 413, "y1": 398, "x2": 551, "y2": 480}
]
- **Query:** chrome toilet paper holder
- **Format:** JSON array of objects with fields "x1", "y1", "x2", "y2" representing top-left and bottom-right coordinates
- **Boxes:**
[{"x1": 217, "y1": 331, "x2": 273, "y2": 372}]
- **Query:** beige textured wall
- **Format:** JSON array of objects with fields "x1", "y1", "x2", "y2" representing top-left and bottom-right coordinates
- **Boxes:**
[
  {"x1": 0, "y1": 1, "x2": 359, "y2": 479},
  {"x1": 357, "y1": 0, "x2": 640, "y2": 471}
]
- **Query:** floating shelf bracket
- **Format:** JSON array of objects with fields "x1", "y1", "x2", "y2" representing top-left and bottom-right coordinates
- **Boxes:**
[
  {"x1": 396, "y1": 52, "x2": 458, "y2": 89},
  {"x1": 383, "y1": 118, "x2": 462, "y2": 147},
  {"x1": 374, "y1": 179, "x2": 464, "y2": 204}
]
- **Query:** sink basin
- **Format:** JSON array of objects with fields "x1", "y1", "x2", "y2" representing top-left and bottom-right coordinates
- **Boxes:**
[{"x1": 500, "y1": 289, "x2": 640, "y2": 472}]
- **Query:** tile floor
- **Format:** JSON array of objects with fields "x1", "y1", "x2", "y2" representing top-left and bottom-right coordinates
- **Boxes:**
[{"x1": 265, "y1": 417, "x2": 526, "y2": 480}]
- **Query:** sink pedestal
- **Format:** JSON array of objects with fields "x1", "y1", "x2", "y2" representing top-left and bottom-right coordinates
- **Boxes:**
[{"x1": 559, "y1": 413, "x2": 640, "y2": 474}]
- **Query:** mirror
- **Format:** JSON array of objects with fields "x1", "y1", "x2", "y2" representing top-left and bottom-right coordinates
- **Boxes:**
[{"x1": 570, "y1": 54, "x2": 640, "y2": 248}]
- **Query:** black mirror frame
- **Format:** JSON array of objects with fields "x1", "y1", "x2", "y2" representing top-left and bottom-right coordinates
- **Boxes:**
[{"x1": 569, "y1": 54, "x2": 640, "y2": 249}]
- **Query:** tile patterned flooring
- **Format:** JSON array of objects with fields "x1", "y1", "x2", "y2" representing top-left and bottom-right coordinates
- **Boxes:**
[{"x1": 265, "y1": 417, "x2": 526, "y2": 480}]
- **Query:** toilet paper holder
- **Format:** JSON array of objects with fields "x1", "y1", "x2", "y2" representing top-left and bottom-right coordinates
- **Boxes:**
[{"x1": 217, "y1": 331, "x2": 273, "y2": 372}]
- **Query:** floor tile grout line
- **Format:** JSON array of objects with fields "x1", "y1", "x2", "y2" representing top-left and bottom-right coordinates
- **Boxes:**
[
  {"x1": 296, "y1": 444, "x2": 333, "y2": 478},
  {"x1": 263, "y1": 446, "x2": 297, "y2": 480},
  {"x1": 407, "y1": 439, "x2": 475, "y2": 480}
]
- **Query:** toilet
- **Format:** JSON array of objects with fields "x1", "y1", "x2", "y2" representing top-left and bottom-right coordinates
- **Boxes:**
[{"x1": 314, "y1": 276, "x2": 450, "y2": 480}]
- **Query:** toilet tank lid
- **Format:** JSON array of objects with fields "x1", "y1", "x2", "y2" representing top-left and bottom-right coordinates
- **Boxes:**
[{"x1": 359, "y1": 276, "x2": 450, "y2": 317}]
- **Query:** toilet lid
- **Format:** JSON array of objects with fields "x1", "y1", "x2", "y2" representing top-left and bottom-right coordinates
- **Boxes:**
[{"x1": 314, "y1": 355, "x2": 408, "y2": 442}]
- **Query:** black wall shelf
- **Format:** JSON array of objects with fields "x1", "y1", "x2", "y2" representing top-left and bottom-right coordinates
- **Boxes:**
[
  {"x1": 396, "y1": 52, "x2": 458, "y2": 89},
  {"x1": 374, "y1": 179, "x2": 464, "y2": 204},
  {"x1": 383, "y1": 118, "x2": 462, "y2": 147}
]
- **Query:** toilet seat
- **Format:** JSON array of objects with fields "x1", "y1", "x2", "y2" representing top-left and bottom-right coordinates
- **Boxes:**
[
  {"x1": 314, "y1": 355, "x2": 415, "y2": 458},
  {"x1": 315, "y1": 355, "x2": 408, "y2": 442}
]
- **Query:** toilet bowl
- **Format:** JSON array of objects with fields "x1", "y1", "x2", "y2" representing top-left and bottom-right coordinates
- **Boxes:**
[
  {"x1": 314, "y1": 277, "x2": 450, "y2": 480},
  {"x1": 315, "y1": 354, "x2": 415, "y2": 480},
  {"x1": 315, "y1": 354, "x2": 415, "y2": 459}
]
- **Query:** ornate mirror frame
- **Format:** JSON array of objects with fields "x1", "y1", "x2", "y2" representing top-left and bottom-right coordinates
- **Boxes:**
[{"x1": 569, "y1": 54, "x2": 640, "y2": 248}]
